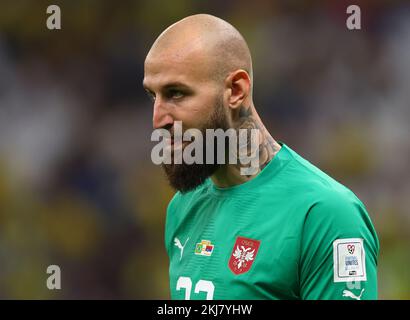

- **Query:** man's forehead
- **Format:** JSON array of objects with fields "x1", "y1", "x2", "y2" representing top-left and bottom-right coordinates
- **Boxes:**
[
  {"x1": 143, "y1": 71, "x2": 191, "y2": 90},
  {"x1": 144, "y1": 48, "x2": 211, "y2": 87},
  {"x1": 146, "y1": 39, "x2": 207, "y2": 67}
]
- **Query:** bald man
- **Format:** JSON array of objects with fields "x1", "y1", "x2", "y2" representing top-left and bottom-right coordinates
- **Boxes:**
[{"x1": 143, "y1": 14, "x2": 379, "y2": 300}]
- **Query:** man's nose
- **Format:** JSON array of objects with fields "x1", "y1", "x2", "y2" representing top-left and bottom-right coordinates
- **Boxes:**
[{"x1": 153, "y1": 99, "x2": 173, "y2": 130}]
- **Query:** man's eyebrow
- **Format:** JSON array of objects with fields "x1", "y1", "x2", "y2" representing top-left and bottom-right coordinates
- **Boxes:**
[
  {"x1": 142, "y1": 81, "x2": 192, "y2": 93},
  {"x1": 142, "y1": 81, "x2": 193, "y2": 94},
  {"x1": 162, "y1": 82, "x2": 190, "y2": 90}
]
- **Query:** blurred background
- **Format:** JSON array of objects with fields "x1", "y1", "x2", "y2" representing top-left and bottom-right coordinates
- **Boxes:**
[{"x1": 0, "y1": 0, "x2": 409, "y2": 299}]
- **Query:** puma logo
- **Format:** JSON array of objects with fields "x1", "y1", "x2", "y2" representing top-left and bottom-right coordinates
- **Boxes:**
[
  {"x1": 343, "y1": 288, "x2": 365, "y2": 300},
  {"x1": 174, "y1": 237, "x2": 189, "y2": 261}
]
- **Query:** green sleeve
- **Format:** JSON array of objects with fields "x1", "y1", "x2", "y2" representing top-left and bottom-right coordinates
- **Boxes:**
[{"x1": 299, "y1": 190, "x2": 379, "y2": 300}]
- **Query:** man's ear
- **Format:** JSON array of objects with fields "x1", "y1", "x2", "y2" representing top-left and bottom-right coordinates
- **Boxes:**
[{"x1": 225, "y1": 70, "x2": 251, "y2": 110}]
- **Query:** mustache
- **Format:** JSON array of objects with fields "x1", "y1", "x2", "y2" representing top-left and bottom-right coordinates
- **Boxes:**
[
  {"x1": 161, "y1": 125, "x2": 202, "y2": 140},
  {"x1": 161, "y1": 124, "x2": 228, "y2": 137}
]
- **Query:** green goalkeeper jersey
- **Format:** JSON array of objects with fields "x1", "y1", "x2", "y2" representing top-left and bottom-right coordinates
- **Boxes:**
[{"x1": 165, "y1": 143, "x2": 379, "y2": 300}]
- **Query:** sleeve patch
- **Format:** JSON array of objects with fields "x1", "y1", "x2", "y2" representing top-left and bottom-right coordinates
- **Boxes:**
[{"x1": 333, "y1": 238, "x2": 367, "y2": 283}]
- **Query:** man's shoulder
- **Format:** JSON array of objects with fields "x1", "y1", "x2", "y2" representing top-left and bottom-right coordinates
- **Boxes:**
[{"x1": 274, "y1": 145, "x2": 362, "y2": 204}]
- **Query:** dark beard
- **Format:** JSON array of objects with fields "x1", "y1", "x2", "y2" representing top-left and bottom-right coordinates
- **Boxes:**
[{"x1": 162, "y1": 98, "x2": 228, "y2": 193}]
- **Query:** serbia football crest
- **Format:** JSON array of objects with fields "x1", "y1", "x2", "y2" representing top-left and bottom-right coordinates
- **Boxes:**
[{"x1": 228, "y1": 236, "x2": 260, "y2": 275}]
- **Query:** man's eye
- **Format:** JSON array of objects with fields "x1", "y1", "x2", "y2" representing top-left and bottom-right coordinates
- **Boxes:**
[{"x1": 169, "y1": 90, "x2": 184, "y2": 99}]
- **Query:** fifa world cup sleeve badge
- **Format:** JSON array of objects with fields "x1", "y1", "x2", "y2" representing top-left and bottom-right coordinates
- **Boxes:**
[{"x1": 228, "y1": 236, "x2": 261, "y2": 275}]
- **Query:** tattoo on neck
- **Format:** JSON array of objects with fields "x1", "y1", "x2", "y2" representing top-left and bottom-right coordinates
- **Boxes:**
[{"x1": 234, "y1": 104, "x2": 279, "y2": 177}]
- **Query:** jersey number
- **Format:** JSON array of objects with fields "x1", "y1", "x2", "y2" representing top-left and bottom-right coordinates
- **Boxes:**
[{"x1": 176, "y1": 276, "x2": 214, "y2": 300}]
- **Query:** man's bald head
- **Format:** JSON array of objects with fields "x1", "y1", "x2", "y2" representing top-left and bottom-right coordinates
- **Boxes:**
[{"x1": 146, "y1": 14, "x2": 253, "y2": 84}]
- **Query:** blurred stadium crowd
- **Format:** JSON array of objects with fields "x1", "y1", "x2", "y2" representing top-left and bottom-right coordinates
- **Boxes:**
[{"x1": 0, "y1": 0, "x2": 409, "y2": 299}]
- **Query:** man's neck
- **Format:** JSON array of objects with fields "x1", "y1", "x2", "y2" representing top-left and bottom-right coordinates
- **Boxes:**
[{"x1": 211, "y1": 104, "x2": 281, "y2": 188}]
